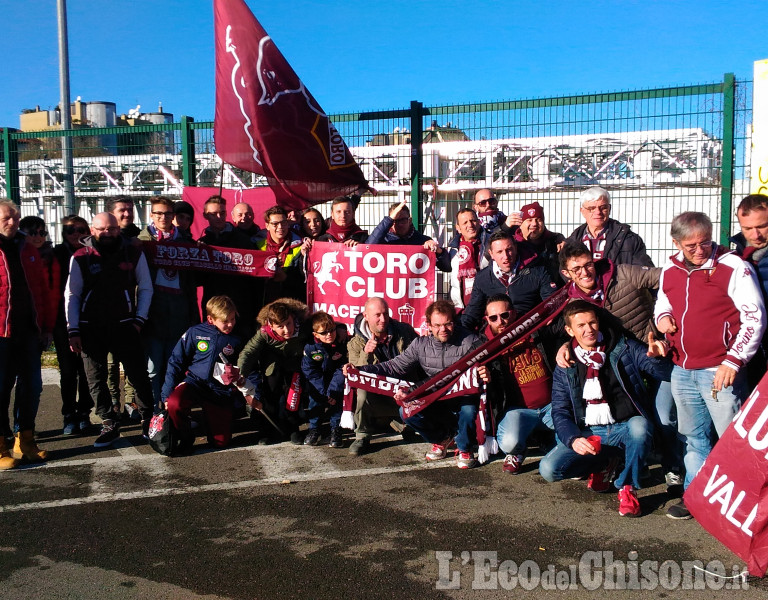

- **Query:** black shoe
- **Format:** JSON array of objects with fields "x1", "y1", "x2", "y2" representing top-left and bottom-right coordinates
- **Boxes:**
[
  {"x1": 666, "y1": 500, "x2": 692, "y2": 520},
  {"x1": 400, "y1": 425, "x2": 419, "y2": 442},
  {"x1": 94, "y1": 420, "x2": 120, "y2": 448},
  {"x1": 329, "y1": 427, "x2": 343, "y2": 449},
  {"x1": 289, "y1": 431, "x2": 305, "y2": 445},
  {"x1": 303, "y1": 429, "x2": 321, "y2": 446},
  {"x1": 349, "y1": 437, "x2": 369, "y2": 456},
  {"x1": 141, "y1": 419, "x2": 150, "y2": 440}
]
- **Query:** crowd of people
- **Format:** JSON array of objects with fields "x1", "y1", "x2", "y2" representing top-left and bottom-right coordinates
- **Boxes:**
[{"x1": 1, "y1": 186, "x2": 767, "y2": 522}]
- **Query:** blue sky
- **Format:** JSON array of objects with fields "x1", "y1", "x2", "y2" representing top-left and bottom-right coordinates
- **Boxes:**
[{"x1": 2, "y1": 0, "x2": 767, "y2": 128}]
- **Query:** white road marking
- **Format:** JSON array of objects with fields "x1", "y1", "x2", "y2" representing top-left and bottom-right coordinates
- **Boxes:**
[{"x1": 0, "y1": 459, "x2": 456, "y2": 513}]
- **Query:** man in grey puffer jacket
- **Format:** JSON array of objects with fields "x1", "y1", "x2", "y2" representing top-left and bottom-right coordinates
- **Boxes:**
[{"x1": 348, "y1": 300, "x2": 483, "y2": 469}]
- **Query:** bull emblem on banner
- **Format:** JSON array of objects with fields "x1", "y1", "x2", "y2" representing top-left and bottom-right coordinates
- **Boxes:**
[{"x1": 313, "y1": 251, "x2": 343, "y2": 294}]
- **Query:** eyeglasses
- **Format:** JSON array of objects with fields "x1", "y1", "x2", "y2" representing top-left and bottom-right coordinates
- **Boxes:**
[
  {"x1": 583, "y1": 204, "x2": 610, "y2": 213},
  {"x1": 151, "y1": 211, "x2": 174, "y2": 218},
  {"x1": 567, "y1": 262, "x2": 595, "y2": 275},
  {"x1": 92, "y1": 226, "x2": 119, "y2": 233},
  {"x1": 681, "y1": 241, "x2": 712, "y2": 253},
  {"x1": 268, "y1": 220, "x2": 289, "y2": 228},
  {"x1": 486, "y1": 311, "x2": 511, "y2": 323},
  {"x1": 429, "y1": 322, "x2": 455, "y2": 330},
  {"x1": 64, "y1": 225, "x2": 89, "y2": 235},
  {"x1": 475, "y1": 198, "x2": 497, "y2": 207},
  {"x1": 27, "y1": 230, "x2": 47, "y2": 237},
  {"x1": 314, "y1": 329, "x2": 335, "y2": 336}
]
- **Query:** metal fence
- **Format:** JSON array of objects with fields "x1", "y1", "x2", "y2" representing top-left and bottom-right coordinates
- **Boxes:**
[{"x1": 0, "y1": 74, "x2": 753, "y2": 268}]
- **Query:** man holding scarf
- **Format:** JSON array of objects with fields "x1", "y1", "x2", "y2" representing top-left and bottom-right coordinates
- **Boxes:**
[
  {"x1": 449, "y1": 209, "x2": 487, "y2": 310},
  {"x1": 138, "y1": 196, "x2": 200, "y2": 409},
  {"x1": 254, "y1": 205, "x2": 305, "y2": 306},
  {"x1": 539, "y1": 300, "x2": 671, "y2": 517}
]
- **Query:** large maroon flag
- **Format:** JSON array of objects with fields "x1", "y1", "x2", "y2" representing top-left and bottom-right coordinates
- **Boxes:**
[{"x1": 213, "y1": 0, "x2": 373, "y2": 210}]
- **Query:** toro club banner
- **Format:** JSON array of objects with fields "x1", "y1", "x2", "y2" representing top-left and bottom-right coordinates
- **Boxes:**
[
  {"x1": 684, "y1": 376, "x2": 768, "y2": 576},
  {"x1": 143, "y1": 240, "x2": 277, "y2": 278},
  {"x1": 306, "y1": 242, "x2": 436, "y2": 332}
]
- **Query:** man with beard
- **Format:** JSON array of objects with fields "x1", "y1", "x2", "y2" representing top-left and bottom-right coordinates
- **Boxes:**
[
  {"x1": 65, "y1": 212, "x2": 155, "y2": 448},
  {"x1": 317, "y1": 196, "x2": 368, "y2": 246}
]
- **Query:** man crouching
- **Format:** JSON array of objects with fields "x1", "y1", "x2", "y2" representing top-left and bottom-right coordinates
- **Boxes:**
[
  {"x1": 344, "y1": 300, "x2": 482, "y2": 469},
  {"x1": 539, "y1": 300, "x2": 671, "y2": 517}
]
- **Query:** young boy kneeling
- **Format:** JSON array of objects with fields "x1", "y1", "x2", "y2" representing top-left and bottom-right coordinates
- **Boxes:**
[
  {"x1": 301, "y1": 312, "x2": 347, "y2": 448},
  {"x1": 162, "y1": 295, "x2": 250, "y2": 452}
]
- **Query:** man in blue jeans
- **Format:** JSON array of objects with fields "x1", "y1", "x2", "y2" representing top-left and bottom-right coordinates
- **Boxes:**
[
  {"x1": 539, "y1": 300, "x2": 671, "y2": 517},
  {"x1": 347, "y1": 300, "x2": 482, "y2": 469},
  {"x1": 655, "y1": 211, "x2": 766, "y2": 519},
  {"x1": 477, "y1": 294, "x2": 555, "y2": 474}
]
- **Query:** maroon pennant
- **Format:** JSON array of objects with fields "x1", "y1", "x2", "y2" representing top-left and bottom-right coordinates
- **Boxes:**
[{"x1": 213, "y1": 0, "x2": 373, "y2": 210}]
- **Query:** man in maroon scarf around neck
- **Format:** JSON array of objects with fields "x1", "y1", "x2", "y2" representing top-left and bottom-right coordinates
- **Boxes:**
[{"x1": 317, "y1": 196, "x2": 368, "y2": 246}]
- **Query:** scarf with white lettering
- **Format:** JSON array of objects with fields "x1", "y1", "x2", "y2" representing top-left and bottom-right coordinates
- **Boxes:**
[
  {"x1": 572, "y1": 335, "x2": 615, "y2": 426},
  {"x1": 457, "y1": 238, "x2": 481, "y2": 306}
]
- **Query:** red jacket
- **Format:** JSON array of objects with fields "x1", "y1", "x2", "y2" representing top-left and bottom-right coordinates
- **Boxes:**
[
  {"x1": 0, "y1": 234, "x2": 55, "y2": 338},
  {"x1": 654, "y1": 245, "x2": 766, "y2": 371}
]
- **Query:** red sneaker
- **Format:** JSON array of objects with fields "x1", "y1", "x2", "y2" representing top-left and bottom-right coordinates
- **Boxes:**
[
  {"x1": 456, "y1": 450, "x2": 477, "y2": 469},
  {"x1": 587, "y1": 456, "x2": 620, "y2": 492},
  {"x1": 425, "y1": 437, "x2": 454, "y2": 461},
  {"x1": 618, "y1": 485, "x2": 641, "y2": 517},
  {"x1": 502, "y1": 454, "x2": 524, "y2": 474}
]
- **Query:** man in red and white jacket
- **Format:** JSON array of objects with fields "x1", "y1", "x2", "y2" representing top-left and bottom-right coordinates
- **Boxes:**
[{"x1": 654, "y1": 211, "x2": 766, "y2": 520}]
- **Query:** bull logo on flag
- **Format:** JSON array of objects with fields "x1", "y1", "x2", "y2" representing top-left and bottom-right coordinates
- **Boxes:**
[{"x1": 313, "y1": 251, "x2": 343, "y2": 294}]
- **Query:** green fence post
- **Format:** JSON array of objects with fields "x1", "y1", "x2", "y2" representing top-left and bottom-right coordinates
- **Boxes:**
[
  {"x1": 409, "y1": 101, "x2": 423, "y2": 227},
  {"x1": 2, "y1": 128, "x2": 20, "y2": 204},
  {"x1": 719, "y1": 73, "x2": 736, "y2": 245},
  {"x1": 181, "y1": 116, "x2": 196, "y2": 187}
]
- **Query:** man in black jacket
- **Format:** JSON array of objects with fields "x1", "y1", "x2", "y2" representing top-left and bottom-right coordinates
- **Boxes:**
[
  {"x1": 567, "y1": 186, "x2": 653, "y2": 267},
  {"x1": 461, "y1": 231, "x2": 557, "y2": 331}
]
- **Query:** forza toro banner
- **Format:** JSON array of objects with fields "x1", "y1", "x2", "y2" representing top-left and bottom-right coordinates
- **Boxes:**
[
  {"x1": 306, "y1": 242, "x2": 436, "y2": 332},
  {"x1": 684, "y1": 376, "x2": 768, "y2": 576},
  {"x1": 143, "y1": 241, "x2": 277, "y2": 278}
]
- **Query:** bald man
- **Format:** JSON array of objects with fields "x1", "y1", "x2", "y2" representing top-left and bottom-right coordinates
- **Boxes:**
[
  {"x1": 346, "y1": 297, "x2": 418, "y2": 455},
  {"x1": 231, "y1": 202, "x2": 261, "y2": 244},
  {"x1": 65, "y1": 212, "x2": 156, "y2": 448}
]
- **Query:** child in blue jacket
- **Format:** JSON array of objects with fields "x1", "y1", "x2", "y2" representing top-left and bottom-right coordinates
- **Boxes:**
[
  {"x1": 301, "y1": 311, "x2": 347, "y2": 448},
  {"x1": 162, "y1": 295, "x2": 254, "y2": 451}
]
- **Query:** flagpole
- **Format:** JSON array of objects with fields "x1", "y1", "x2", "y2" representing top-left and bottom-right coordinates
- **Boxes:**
[
  {"x1": 218, "y1": 160, "x2": 225, "y2": 196},
  {"x1": 57, "y1": 0, "x2": 75, "y2": 214}
]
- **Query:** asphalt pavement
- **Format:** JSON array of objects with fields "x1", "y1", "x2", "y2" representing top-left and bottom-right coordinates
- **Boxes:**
[{"x1": 0, "y1": 371, "x2": 765, "y2": 599}]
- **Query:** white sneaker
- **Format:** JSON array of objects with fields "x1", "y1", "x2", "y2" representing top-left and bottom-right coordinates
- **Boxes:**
[{"x1": 665, "y1": 471, "x2": 683, "y2": 487}]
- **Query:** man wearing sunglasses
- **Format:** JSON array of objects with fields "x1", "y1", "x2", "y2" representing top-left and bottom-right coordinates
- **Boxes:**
[
  {"x1": 567, "y1": 186, "x2": 653, "y2": 267},
  {"x1": 477, "y1": 295, "x2": 555, "y2": 475}
]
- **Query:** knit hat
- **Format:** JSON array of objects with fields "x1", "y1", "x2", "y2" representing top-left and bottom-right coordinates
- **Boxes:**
[
  {"x1": 520, "y1": 201, "x2": 545, "y2": 220},
  {"x1": 174, "y1": 200, "x2": 195, "y2": 220}
]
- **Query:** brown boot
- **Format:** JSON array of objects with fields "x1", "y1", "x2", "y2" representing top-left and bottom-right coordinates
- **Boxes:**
[
  {"x1": 0, "y1": 437, "x2": 19, "y2": 470},
  {"x1": 11, "y1": 430, "x2": 48, "y2": 462}
]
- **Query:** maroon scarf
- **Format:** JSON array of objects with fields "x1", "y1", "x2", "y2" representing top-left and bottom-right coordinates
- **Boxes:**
[
  {"x1": 457, "y1": 238, "x2": 481, "y2": 306},
  {"x1": 326, "y1": 221, "x2": 363, "y2": 242}
]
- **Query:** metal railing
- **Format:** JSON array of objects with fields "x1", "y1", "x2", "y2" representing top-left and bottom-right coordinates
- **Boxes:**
[{"x1": 0, "y1": 74, "x2": 752, "y2": 266}]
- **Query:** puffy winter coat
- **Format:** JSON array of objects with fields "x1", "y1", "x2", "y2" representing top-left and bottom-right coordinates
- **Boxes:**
[{"x1": 567, "y1": 218, "x2": 654, "y2": 267}]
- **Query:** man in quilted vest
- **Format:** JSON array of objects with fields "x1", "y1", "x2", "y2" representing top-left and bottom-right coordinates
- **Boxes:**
[{"x1": 65, "y1": 212, "x2": 155, "y2": 449}]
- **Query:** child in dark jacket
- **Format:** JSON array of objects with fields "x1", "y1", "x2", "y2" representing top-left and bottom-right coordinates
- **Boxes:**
[
  {"x1": 301, "y1": 312, "x2": 347, "y2": 448},
  {"x1": 162, "y1": 295, "x2": 251, "y2": 451}
]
